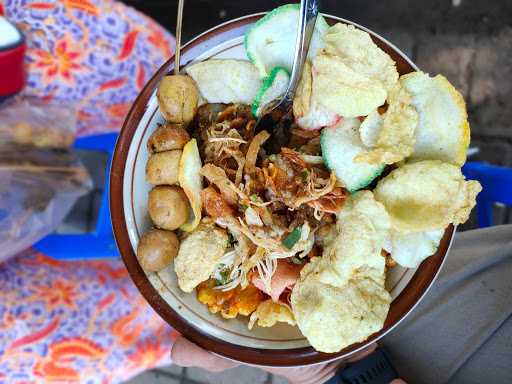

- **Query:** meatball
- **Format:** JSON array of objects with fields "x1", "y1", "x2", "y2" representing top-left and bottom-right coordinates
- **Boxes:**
[
  {"x1": 157, "y1": 75, "x2": 199, "y2": 124},
  {"x1": 147, "y1": 123, "x2": 190, "y2": 153},
  {"x1": 136, "y1": 229, "x2": 179, "y2": 272},
  {"x1": 146, "y1": 150, "x2": 182, "y2": 185},
  {"x1": 148, "y1": 186, "x2": 190, "y2": 230}
]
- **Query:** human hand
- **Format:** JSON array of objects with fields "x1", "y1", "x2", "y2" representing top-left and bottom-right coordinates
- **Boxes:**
[{"x1": 171, "y1": 335, "x2": 378, "y2": 384}]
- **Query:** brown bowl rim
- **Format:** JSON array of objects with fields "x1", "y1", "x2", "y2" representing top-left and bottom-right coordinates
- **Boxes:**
[{"x1": 110, "y1": 12, "x2": 453, "y2": 367}]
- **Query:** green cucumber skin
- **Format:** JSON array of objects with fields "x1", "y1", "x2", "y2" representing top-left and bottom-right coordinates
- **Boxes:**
[
  {"x1": 348, "y1": 167, "x2": 385, "y2": 193},
  {"x1": 244, "y1": 4, "x2": 301, "y2": 66},
  {"x1": 320, "y1": 129, "x2": 385, "y2": 193},
  {"x1": 244, "y1": 4, "x2": 329, "y2": 75},
  {"x1": 251, "y1": 66, "x2": 290, "y2": 117}
]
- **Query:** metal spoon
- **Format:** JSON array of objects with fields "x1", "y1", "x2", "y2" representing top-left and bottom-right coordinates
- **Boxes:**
[{"x1": 255, "y1": 0, "x2": 319, "y2": 128}]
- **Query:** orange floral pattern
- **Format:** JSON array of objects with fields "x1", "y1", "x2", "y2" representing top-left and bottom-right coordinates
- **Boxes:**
[
  {"x1": 127, "y1": 339, "x2": 170, "y2": 371},
  {"x1": 30, "y1": 279, "x2": 81, "y2": 311},
  {"x1": 30, "y1": 33, "x2": 89, "y2": 86}
]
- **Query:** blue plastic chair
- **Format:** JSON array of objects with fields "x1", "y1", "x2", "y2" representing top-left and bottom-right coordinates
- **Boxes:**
[
  {"x1": 462, "y1": 162, "x2": 512, "y2": 228},
  {"x1": 33, "y1": 132, "x2": 119, "y2": 259}
]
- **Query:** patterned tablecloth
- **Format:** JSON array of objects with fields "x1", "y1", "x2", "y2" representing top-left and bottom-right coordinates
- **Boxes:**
[{"x1": 0, "y1": 1, "x2": 178, "y2": 382}]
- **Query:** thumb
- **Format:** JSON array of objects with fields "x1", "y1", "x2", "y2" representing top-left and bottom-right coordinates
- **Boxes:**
[{"x1": 170, "y1": 335, "x2": 240, "y2": 372}]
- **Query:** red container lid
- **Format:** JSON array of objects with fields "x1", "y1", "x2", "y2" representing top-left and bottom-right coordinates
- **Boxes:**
[{"x1": 0, "y1": 16, "x2": 26, "y2": 98}]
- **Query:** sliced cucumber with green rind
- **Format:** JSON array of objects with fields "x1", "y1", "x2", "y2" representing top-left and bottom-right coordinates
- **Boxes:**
[
  {"x1": 321, "y1": 119, "x2": 385, "y2": 193},
  {"x1": 245, "y1": 4, "x2": 329, "y2": 77},
  {"x1": 251, "y1": 66, "x2": 290, "y2": 117}
]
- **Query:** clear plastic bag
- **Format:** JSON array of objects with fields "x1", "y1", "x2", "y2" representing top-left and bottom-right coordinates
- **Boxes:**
[
  {"x1": 0, "y1": 98, "x2": 92, "y2": 263},
  {"x1": 0, "y1": 97, "x2": 77, "y2": 149}
]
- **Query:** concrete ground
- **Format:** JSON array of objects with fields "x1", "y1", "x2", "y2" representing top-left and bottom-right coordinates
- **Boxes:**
[{"x1": 60, "y1": 0, "x2": 512, "y2": 382}]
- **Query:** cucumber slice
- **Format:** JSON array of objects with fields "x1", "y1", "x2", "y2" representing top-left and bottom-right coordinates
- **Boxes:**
[
  {"x1": 185, "y1": 59, "x2": 261, "y2": 104},
  {"x1": 251, "y1": 67, "x2": 290, "y2": 117},
  {"x1": 245, "y1": 4, "x2": 329, "y2": 77},
  {"x1": 321, "y1": 119, "x2": 385, "y2": 193}
]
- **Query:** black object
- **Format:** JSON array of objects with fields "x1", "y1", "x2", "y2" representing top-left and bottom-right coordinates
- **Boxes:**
[{"x1": 324, "y1": 347, "x2": 399, "y2": 384}]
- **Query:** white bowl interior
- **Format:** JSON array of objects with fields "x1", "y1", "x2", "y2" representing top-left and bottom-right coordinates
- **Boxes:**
[{"x1": 123, "y1": 33, "x2": 418, "y2": 350}]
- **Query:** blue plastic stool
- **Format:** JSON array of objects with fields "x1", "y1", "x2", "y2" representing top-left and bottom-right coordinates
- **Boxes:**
[
  {"x1": 33, "y1": 132, "x2": 119, "y2": 260},
  {"x1": 462, "y1": 162, "x2": 512, "y2": 228}
]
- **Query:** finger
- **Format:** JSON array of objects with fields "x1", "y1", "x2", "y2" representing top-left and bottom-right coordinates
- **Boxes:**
[
  {"x1": 346, "y1": 343, "x2": 378, "y2": 363},
  {"x1": 390, "y1": 380, "x2": 408, "y2": 384},
  {"x1": 170, "y1": 336, "x2": 239, "y2": 372}
]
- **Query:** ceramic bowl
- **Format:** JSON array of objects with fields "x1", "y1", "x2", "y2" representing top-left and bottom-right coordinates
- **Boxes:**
[{"x1": 110, "y1": 12, "x2": 454, "y2": 366}]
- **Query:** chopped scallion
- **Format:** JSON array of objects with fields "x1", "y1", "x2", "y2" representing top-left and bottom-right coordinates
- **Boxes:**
[
  {"x1": 282, "y1": 226, "x2": 302, "y2": 249},
  {"x1": 291, "y1": 256, "x2": 304, "y2": 265},
  {"x1": 215, "y1": 269, "x2": 230, "y2": 286}
]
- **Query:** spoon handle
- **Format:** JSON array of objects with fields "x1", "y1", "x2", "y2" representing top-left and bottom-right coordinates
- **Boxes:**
[{"x1": 283, "y1": 0, "x2": 319, "y2": 103}]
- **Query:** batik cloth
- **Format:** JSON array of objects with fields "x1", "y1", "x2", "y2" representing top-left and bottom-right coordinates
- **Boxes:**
[{"x1": 0, "y1": 1, "x2": 178, "y2": 382}]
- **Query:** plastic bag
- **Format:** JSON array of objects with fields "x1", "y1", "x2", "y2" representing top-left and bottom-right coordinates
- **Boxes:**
[
  {"x1": 0, "y1": 98, "x2": 92, "y2": 263},
  {"x1": 0, "y1": 98, "x2": 77, "y2": 148}
]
